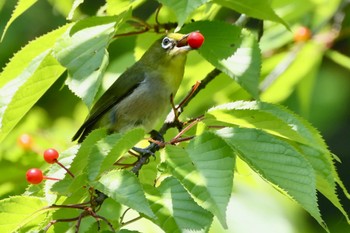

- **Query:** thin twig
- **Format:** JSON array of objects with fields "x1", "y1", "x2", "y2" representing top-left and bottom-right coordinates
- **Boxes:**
[
  {"x1": 177, "y1": 81, "x2": 201, "y2": 110},
  {"x1": 181, "y1": 68, "x2": 222, "y2": 110},
  {"x1": 170, "y1": 116, "x2": 204, "y2": 144},
  {"x1": 44, "y1": 217, "x2": 80, "y2": 232},
  {"x1": 121, "y1": 216, "x2": 143, "y2": 226}
]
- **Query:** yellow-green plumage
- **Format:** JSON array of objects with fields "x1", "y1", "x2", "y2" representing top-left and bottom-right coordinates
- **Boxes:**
[{"x1": 72, "y1": 33, "x2": 192, "y2": 142}]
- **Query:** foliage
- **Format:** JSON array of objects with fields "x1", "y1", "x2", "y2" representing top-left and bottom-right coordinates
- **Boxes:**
[{"x1": 0, "y1": 0, "x2": 349, "y2": 233}]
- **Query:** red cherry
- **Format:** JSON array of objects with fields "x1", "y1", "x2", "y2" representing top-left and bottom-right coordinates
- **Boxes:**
[
  {"x1": 294, "y1": 26, "x2": 312, "y2": 42},
  {"x1": 187, "y1": 32, "x2": 204, "y2": 49},
  {"x1": 43, "y1": 148, "x2": 75, "y2": 178},
  {"x1": 43, "y1": 148, "x2": 59, "y2": 164},
  {"x1": 26, "y1": 168, "x2": 44, "y2": 184},
  {"x1": 17, "y1": 134, "x2": 33, "y2": 150}
]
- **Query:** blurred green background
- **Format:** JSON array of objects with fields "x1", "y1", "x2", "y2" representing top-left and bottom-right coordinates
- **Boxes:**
[{"x1": 0, "y1": 0, "x2": 349, "y2": 232}]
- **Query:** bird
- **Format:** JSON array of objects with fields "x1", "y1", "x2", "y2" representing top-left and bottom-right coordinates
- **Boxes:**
[{"x1": 72, "y1": 32, "x2": 194, "y2": 143}]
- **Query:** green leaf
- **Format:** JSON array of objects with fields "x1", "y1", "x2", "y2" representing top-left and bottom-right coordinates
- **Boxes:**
[
  {"x1": 67, "y1": 0, "x2": 84, "y2": 20},
  {"x1": 0, "y1": 25, "x2": 70, "y2": 143},
  {"x1": 0, "y1": 54, "x2": 65, "y2": 143},
  {"x1": 0, "y1": 196, "x2": 47, "y2": 232},
  {"x1": 95, "y1": 169, "x2": 155, "y2": 218},
  {"x1": 51, "y1": 173, "x2": 87, "y2": 197},
  {"x1": 205, "y1": 101, "x2": 307, "y2": 144},
  {"x1": 69, "y1": 128, "x2": 107, "y2": 176},
  {"x1": 87, "y1": 128, "x2": 145, "y2": 181},
  {"x1": 0, "y1": 24, "x2": 70, "y2": 89},
  {"x1": 44, "y1": 145, "x2": 78, "y2": 203},
  {"x1": 217, "y1": 127, "x2": 327, "y2": 230},
  {"x1": 165, "y1": 131, "x2": 235, "y2": 228},
  {"x1": 87, "y1": 133, "x2": 122, "y2": 181},
  {"x1": 53, "y1": 19, "x2": 116, "y2": 107},
  {"x1": 0, "y1": 0, "x2": 38, "y2": 41},
  {"x1": 118, "y1": 230, "x2": 142, "y2": 233},
  {"x1": 0, "y1": 1, "x2": 6, "y2": 12},
  {"x1": 182, "y1": 21, "x2": 260, "y2": 98},
  {"x1": 206, "y1": 100, "x2": 330, "y2": 150},
  {"x1": 51, "y1": 128, "x2": 107, "y2": 195},
  {"x1": 219, "y1": 30, "x2": 261, "y2": 99},
  {"x1": 213, "y1": 0, "x2": 289, "y2": 28},
  {"x1": 138, "y1": 153, "x2": 160, "y2": 186},
  {"x1": 297, "y1": 144, "x2": 350, "y2": 224},
  {"x1": 325, "y1": 49, "x2": 350, "y2": 71},
  {"x1": 158, "y1": 0, "x2": 208, "y2": 28},
  {"x1": 106, "y1": 0, "x2": 143, "y2": 16},
  {"x1": 70, "y1": 15, "x2": 131, "y2": 35},
  {"x1": 145, "y1": 177, "x2": 213, "y2": 232},
  {"x1": 206, "y1": 100, "x2": 349, "y2": 222},
  {"x1": 256, "y1": 102, "x2": 350, "y2": 223}
]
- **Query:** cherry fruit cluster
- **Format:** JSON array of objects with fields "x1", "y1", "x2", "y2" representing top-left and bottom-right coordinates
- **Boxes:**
[{"x1": 19, "y1": 134, "x2": 74, "y2": 185}]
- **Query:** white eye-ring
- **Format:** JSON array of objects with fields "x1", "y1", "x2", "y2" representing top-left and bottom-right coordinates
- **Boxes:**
[{"x1": 161, "y1": 37, "x2": 174, "y2": 49}]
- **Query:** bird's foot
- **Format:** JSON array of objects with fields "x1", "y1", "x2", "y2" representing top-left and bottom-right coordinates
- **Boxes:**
[
  {"x1": 132, "y1": 130, "x2": 164, "y2": 157},
  {"x1": 149, "y1": 130, "x2": 164, "y2": 143},
  {"x1": 132, "y1": 143, "x2": 158, "y2": 157}
]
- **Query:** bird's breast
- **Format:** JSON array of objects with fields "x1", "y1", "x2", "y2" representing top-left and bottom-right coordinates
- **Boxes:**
[{"x1": 106, "y1": 73, "x2": 173, "y2": 133}]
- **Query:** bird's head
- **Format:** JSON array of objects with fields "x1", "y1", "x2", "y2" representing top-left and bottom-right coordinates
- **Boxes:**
[
  {"x1": 160, "y1": 33, "x2": 192, "y2": 56},
  {"x1": 138, "y1": 32, "x2": 203, "y2": 94},
  {"x1": 140, "y1": 33, "x2": 193, "y2": 68}
]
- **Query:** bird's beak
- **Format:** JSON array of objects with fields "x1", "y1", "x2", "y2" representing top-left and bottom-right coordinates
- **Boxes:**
[{"x1": 167, "y1": 33, "x2": 192, "y2": 55}]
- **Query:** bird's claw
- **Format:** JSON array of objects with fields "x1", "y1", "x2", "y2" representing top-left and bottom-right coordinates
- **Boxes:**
[
  {"x1": 132, "y1": 146, "x2": 153, "y2": 157},
  {"x1": 132, "y1": 130, "x2": 164, "y2": 157}
]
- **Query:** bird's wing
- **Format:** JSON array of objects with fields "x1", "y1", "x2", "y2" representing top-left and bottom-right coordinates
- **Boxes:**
[{"x1": 72, "y1": 65, "x2": 146, "y2": 142}]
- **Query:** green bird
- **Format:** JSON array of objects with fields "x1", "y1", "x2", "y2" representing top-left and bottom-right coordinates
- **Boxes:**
[{"x1": 72, "y1": 33, "x2": 194, "y2": 143}]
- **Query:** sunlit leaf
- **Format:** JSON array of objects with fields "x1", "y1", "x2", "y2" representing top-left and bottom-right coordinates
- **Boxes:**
[
  {"x1": 106, "y1": 0, "x2": 143, "y2": 16},
  {"x1": 0, "y1": 54, "x2": 65, "y2": 143},
  {"x1": 0, "y1": 25, "x2": 70, "y2": 143},
  {"x1": 67, "y1": 0, "x2": 84, "y2": 20},
  {"x1": 51, "y1": 128, "x2": 106, "y2": 195},
  {"x1": 256, "y1": 101, "x2": 350, "y2": 223},
  {"x1": 0, "y1": 0, "x2": 38, "y2": 41},
  {"x1": 43, "y1": 145, "x2": 79, "y2": 202},
  {"x1": 0, "y1": 196, "x2": 47, "y2": 232},
  {"x1": 213, "y1": 0, "x2": 289, "y2": 28},
  {"x1": 326, "y1": 49, "x2": 350, "y2": 71},
  {"x1": 0, "y1": 24, "x2": 70, "y2": 89},
  {"x1": 145, "y1": 177, "x2": 213, "y2": 232},
  {"x1": 95, "y1": 169, "x2": 155, "y2": 218},
  {"x1": 297, "y1": 143, "x2": 350, "y2": 224},
  {"x1": 206, "y1": 100, "x2": 349, "y2": 222},
  {"x1": 69, "y1": 128, "x2": 107, "y2": 176},
  {"x1": 182, "y1": 21, "x2": 260, "y2": 98},
  {"x1": 165, "y1": 131, "x2": 235, "y2": 228},
  {"x1": 53, "y1": 19, "x2": 115, "y2": 107},
  {"x1": 158, "y1": 0, "x2": 208, "y2": 28},
  {"x1": 217, "y1": 127, "x2": 327, "y2": 230},
  {"x1": 206, "y1": 101, "x2": 307, "y2": 144},
  {"x1": 87, "y1": 128, "x2": 144, "y2": 181}
]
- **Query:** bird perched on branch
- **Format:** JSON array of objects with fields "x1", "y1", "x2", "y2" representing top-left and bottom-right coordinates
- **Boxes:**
[{"x1": 72, "y1": 32, "x2": 201, "y2": 143}]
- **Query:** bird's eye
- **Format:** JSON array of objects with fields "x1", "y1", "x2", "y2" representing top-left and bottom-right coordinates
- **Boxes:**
[{"x1": 162, "y1": 37, "x2": 173, "y2": 49}]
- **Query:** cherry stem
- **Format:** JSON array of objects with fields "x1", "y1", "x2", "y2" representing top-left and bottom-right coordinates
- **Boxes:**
[
  {"x1": 55, "y1": 159, "x2": 75, "y2": 178},
  {"x1": 43, "y1": 176, "x2": 61, "y2": 181}
]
